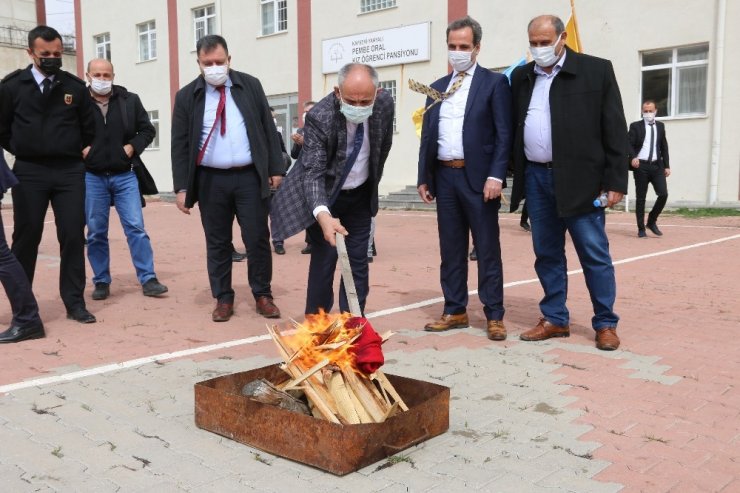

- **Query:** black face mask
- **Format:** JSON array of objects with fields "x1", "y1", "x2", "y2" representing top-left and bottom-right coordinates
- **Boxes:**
[{"x1": 38, "y1": 57, "x2": 62, "y2": 76}]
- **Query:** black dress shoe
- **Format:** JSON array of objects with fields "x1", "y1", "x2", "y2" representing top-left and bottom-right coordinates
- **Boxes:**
[
  {"x1": 92, "y1": 282, "x2": 110, "y2": 300},
  {"x1": 300, "y1": 244, "x2": 312, "y2": 254},
  {"x1": 142, "y1": 278, "x2": 168, "y2": 297},
  {"x1": 469, "y1": 248, "x2": 477, "y2": 261},
  {"x1": 647, "y1": 223, "x2": 663, "y2": 236},
  {"x1": 67, "y1": 308, "x2": 97, "y2": 324},
  {"x1": 638, "y1": 229, "x2": 647, "y2": 238},
  {"x1": 274, "y1": 244, "x2": 286, "y2": 255},
  {"x1": 520, "y1": 222, "x2": 531, "y2": 232},
  {"x1": 0, "y1": 322, "x2": 45, "y2": 343},
  {"x1": 231, "y1": 250, "x2": 247, "y2": 262}
]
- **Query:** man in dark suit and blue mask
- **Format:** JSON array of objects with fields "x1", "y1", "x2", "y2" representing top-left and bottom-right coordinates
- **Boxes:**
[
  {"x1": 415, "y1": 16, "x2": 513, "y2": 341},
  {"x1": 270, "y1": 63, "x2": 394, "y2": 316}
]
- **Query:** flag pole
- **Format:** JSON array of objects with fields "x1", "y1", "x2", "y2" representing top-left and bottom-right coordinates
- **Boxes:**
[{"x1": 570, "y1": 0, "x2": 581, "y2": 43}]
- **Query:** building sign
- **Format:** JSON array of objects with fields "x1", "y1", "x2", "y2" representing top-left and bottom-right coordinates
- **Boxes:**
[{"x1": 322, "y1": 22, "x2": 430, "y2": 74}]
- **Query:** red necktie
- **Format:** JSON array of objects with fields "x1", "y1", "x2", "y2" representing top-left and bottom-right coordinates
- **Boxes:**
[
  {"x1": 197, "y1": 85, "x2": 227, "y2": 165},
  {"x1": 216, "y1": 85, "x2": 226, "y2": 135}
]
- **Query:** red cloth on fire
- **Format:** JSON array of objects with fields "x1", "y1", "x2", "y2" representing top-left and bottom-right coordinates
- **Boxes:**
[{"x1": 346, "y1": 317, "x2": 384, "y2": 374}]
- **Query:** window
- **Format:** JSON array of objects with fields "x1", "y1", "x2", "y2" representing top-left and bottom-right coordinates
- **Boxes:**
[
  {"x1": 360, "y1": 0, "x2": 396, "y2": 13},
  {"x1": 193, "y1": 5, "x2": 216, "y2": 43},
  {"x1": 641, "y1": 44, "x2": 708, "y2": 117},
  {"x1": 261, "y1": 0, "x2": 287, "y2": 35},
  {"x1": 147, "y1": 110, "x2": 159, "y2": 149},
  {"x1": 379, "y1": 80, "x2": 397, "y2": 132},
  {"x1": 94, "y1": 33, "x2": 111, "y2": 60},
  {"x1": 138, "y1": 21, "x2": 157, "y2": 62}
]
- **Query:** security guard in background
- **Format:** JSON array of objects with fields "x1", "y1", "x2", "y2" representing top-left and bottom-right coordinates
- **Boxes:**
[{"x1": 0, "y1": 25, "x2": 97, "y2": 324}]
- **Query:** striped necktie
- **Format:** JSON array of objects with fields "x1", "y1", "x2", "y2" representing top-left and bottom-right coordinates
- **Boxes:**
[{"x1": 408, "y1": 72, "x2": 467, "y2": 112}]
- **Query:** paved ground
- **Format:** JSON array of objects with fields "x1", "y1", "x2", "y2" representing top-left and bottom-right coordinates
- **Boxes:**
[{"x1": 1, "y1": 202, "x2": 739, "y2": 492}]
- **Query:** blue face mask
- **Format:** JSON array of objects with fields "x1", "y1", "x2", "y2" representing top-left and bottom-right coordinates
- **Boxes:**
[{"x1": 338, "y1": 91, "x2": 375, "y2": 124}]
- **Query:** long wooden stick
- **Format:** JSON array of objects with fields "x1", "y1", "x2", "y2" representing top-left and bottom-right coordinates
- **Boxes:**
[
  {"x1": 336, "y1": 233, "x2": 362, "y2": 315},
  {"x1": 375, "y1": 371, "x2": 410, "y2": 411}
]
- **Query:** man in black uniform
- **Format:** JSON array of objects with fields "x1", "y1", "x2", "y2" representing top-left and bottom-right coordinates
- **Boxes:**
[{"x1": 0, "y1": 26, "x2": 97, "y2": 323}]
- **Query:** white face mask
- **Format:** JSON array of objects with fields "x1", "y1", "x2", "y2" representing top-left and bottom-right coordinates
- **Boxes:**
[
  {"x1": 338, "y1": 91, "x2": 375, "y2": 124},
  {"x1": 642, "y1": 112, "x2": 656, "y2": 123},
  {"x1": 530, "y1": 34, "x2": 563, "y2": 68},
  {"x1": 202, "y1": 64, "x2": 228, "y2": 86},
  {"x1": 448, "y1": 50, "x2": 475, "y2": 73},
  {"x1": 90, "y1": 78, "x2": 112, "y2": 95}
]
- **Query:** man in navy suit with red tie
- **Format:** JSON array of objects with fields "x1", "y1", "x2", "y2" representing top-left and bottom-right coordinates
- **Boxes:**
[
  {"x1": 628, "y1": 99, "x2": 670, "y2": 238},
  {"x1": 416, "y1": 16, "x2": 513, "y2": 341}
]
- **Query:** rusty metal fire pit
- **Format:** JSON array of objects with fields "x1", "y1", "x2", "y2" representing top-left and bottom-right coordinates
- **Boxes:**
[{"x1": 194, "y1": 364, "x2": 449, "y2": 475}]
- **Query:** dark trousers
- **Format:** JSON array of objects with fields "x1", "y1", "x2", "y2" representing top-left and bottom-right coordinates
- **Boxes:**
[
  {"x1": 197, "y1": 166, "x2": 272, "y2": 303},
  {"x1": 305, "y1": 180, "x2": 372, "y2": 315},
  {"x1": 634, "y1": 161, "x2": 668, "y2": 230},
  {"x1": 11, "y1": 160, "x2": 87, "y2": 310},
  {"x1": 1, "y1": 193, "x2": 41, "y2": 327},
  {"x1": 435, "y1": 166, "x2": 504, "y2": 321}
]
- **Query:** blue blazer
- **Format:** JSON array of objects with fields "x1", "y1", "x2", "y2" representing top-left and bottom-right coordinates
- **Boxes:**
[{"x1": 417, "y1": 66, "x2": 513, "y2": 196}]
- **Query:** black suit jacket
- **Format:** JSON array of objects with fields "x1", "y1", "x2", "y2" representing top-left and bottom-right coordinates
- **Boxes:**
[
  {"x1": 628, "y1": 120, "x2": 669, "y2": 169},
  {"x1": 171, "y1": 70, "x2": 284, "y2": 207},
  {"x1": 510, "y1": 48, "x2": 629, "y2": 218},
  {"x1": 269, "y1": 90, "x2": 394, "y2": 241},
  {"x1": 417, "y1": 66, "x2": 512, "y2": 195}
]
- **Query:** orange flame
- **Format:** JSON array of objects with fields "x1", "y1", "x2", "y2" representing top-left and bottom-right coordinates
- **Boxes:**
[{"x1": 283, "y1": 310, "x2": 364, "y2": 371}]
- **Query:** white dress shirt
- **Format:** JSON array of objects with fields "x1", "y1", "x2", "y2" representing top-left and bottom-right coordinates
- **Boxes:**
[
  {"x1": 437, "y1": 63, "x2": 476, "y2": 161},
  {"x1": 636, "y1": 121, "x2": 658, "y2": 161},
  {"x1": 199, "y1": 78, "x2": 253, "y2": 169},
  {"x1": 523, "y1": 51, "x2": 567, "y2": 163},
  {"x1": 312, "y1": 118, "x2": 371, "y2": 219}
]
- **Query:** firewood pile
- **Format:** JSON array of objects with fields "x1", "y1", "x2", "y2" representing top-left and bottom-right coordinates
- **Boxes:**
[{"x1": 243, "y1": 311, "x2": 409, "y2": 425}]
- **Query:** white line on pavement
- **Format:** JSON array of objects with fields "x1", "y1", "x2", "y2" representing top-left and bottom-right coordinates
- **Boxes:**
[{"x1": 2, "y1": 232, "x2": 739, "y2": 394}]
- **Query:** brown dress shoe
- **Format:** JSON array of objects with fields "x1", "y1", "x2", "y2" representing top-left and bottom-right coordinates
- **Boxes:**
[
  {"x1": 256, "y1": 296, "x2": 281, "y2": 319},
  {"x1": 424, "y1": 313, "x2": 468, "y2": 332},
  {"x1": 519, "y1": 318, "x2": 570, "y2": 341},
  {"x1": 595, "y1": 327, "x2": 620, "y2": 350},
  {"x1": 212, "y1": 302, "x2": 234, "y2": 322},
  {"x1": 486, "y1": 320, "x2": 507, "y2": 341}
]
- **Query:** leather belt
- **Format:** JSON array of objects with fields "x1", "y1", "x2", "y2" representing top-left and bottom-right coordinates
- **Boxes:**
[
  {"x1": 439, "y1": 159, "x2": 465, "y2": 168},
  {"x1": 528, "y1": 160, "x2": 553, "y2": 169},
  {"x1": 199, "y1": 164, "x2": 252, "y2": 172},
  {"x1": 638, "y1": 160, "x2": 657, "y2": 164}
]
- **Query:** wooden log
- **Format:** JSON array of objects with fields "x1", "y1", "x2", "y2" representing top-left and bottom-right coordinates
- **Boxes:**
[
  {"x1": 326, "y1": 371, "x2": 361, "y2": 424},
  {"x1": 281, "y1": 359, "x2": 330, "y2": 390},
  {"x1": 268, "y1": 326, "x2": 342, "y2": 424},
  {"x1": 382, "y1": 401, "x2": 400, "y2": 420},
  {"x1": 374, "y1": 370, "x2": 410, "y2": 411},
  {"x1": 347, "y1": 388, "x2": 374, "y2": 424},
  {"x1": 340, "y1": 366, "x2": 387, "y2": 422}
]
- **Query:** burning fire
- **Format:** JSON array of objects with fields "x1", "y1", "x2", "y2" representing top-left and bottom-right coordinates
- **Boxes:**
[
  {"x1": 265, "y1": 311, "x2": 405, "y2": 424},
  {"x1": 279, "y1": 310, "x2": 386, "y2": 376}
]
